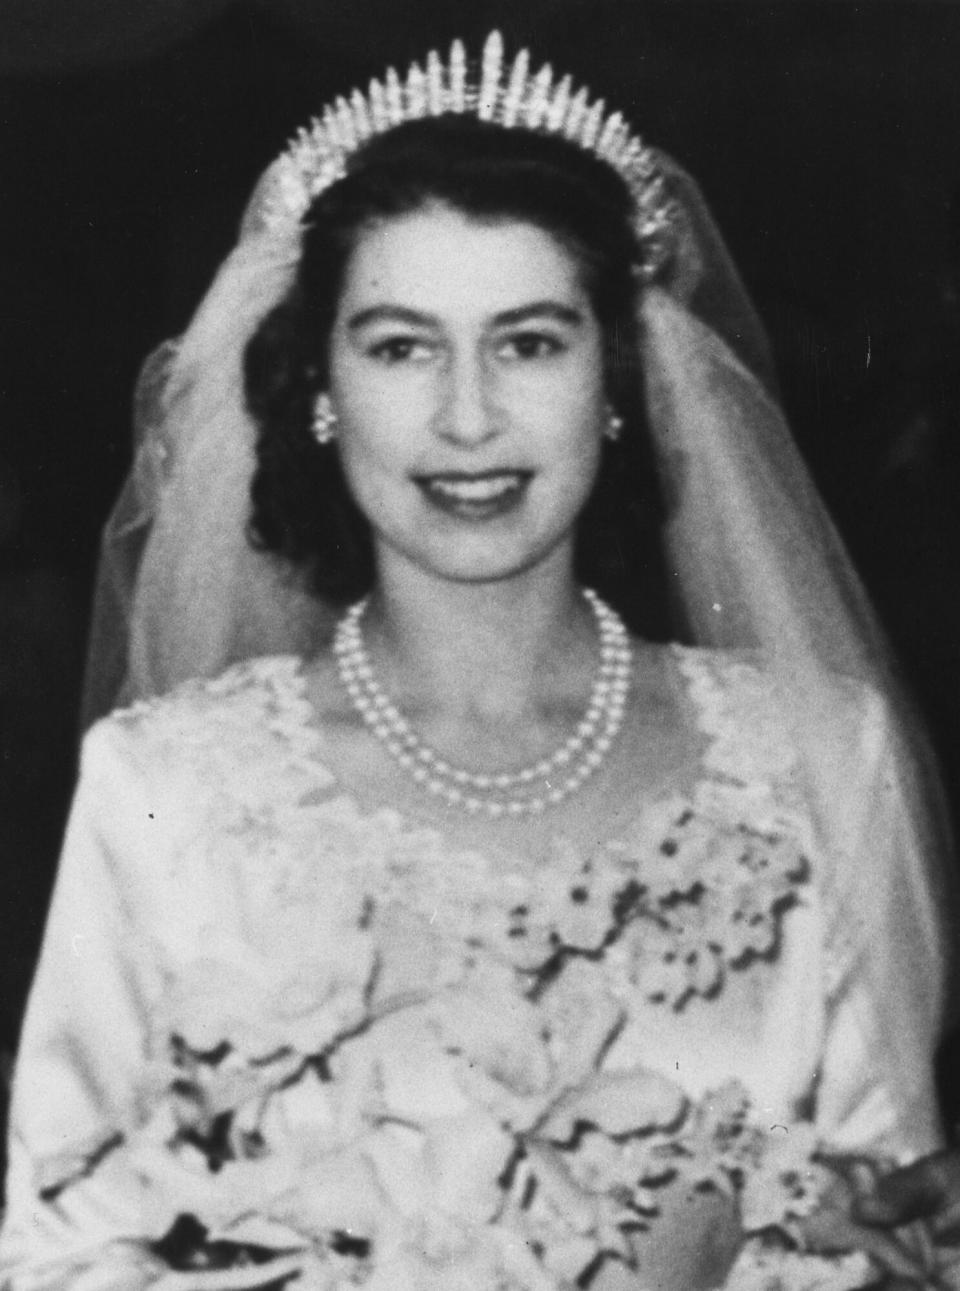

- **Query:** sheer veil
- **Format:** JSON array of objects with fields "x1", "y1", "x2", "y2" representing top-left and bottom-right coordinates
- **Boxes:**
[
  {"x1": 80, "y1": 116, "x2": 952, "y2": 1144},
  {"x1": 642, "y1": 160, "x2": 951, "y2": 1144}
]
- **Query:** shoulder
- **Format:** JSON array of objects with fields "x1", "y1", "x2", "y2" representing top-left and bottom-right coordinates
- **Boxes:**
[
  {"x1": 673, "y1": 644, "x2": 882, "y2": 783},
  {"x1": 71, "y1": 657, "x2": 332, "y2": 880},
  {"x1": 674, "y1": 645, "x2": 792, "y2": 780},
  {"x1": 81, "y1": 655, "x2": 316, "y2": 784},
  {"x1": 673, "y1": 642, "x2": 879, "y2": 724}
]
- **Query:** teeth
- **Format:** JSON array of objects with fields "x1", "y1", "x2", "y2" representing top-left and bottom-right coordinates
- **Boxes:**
[{"x1": 427, "y1": 473, "x2": 524, "y2": 502}]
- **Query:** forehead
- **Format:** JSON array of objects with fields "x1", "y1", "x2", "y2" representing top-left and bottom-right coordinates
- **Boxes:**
[{"x1": 337, "y1": 204, "x2": 589, "y2": 317}]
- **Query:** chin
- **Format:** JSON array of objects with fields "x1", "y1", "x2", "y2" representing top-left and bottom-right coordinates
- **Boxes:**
[
  {"x1": 421, "y1": 556, "x2": 538, "y2": 586},
  {"x1": 371, "y1": 505, "x2": 580, "y2": 587},
  {"x1": 418, "y1": 548, "x2": 572, "y2": 590}
]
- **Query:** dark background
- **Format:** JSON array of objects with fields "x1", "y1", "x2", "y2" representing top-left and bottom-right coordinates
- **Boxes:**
[{"x1": 1, "y1": 0, "x2": 959, "y2": 1114}]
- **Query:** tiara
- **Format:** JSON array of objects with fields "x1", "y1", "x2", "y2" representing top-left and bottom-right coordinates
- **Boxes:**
[{"x1": 260, "y1": 31, "x2": 675, "y2": 275}]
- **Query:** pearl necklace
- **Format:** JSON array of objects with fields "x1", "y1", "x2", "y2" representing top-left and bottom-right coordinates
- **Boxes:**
[{"x1": 333, "y1": 588, "x2": 632, "y2": 817}]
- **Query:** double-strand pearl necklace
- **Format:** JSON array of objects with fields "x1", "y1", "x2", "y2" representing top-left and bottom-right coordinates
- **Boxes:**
[{"x1": 333, "y1": 588, "x2": 632, "y2": 817}]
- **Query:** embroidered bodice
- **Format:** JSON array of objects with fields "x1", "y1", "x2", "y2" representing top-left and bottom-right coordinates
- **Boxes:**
[{"x1": 0, "y1": 648, "x2": 945, "y2": 1290}]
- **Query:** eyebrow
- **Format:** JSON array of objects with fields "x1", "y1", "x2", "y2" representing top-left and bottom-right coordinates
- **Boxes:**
[
  {"x1": 494, "y1": 302, "x2": 585, "y2": 327},
  {"x1": 346, "y1": 301, "x2": 586, "y2": 330}
]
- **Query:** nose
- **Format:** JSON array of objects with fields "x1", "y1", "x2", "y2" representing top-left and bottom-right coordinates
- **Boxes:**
[{"x1": 436, "y1": 351, "x2": 499, "y2": 448}]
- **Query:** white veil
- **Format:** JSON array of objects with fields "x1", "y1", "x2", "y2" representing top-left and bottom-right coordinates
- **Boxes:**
[
  {"x1": 80, "y1": 210, "x2": 333, "y2": 725},
  {"x1": 646, "y1": 155, "x2": 951, "y2": 1136},
  {"x1": 79, "y1": 106, "x2": 952, "y2": 1143}
]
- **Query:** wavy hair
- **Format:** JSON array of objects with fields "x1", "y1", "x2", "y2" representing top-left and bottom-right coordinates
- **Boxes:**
[{"x1": 244, "y1": 115, "x2": 670, "y2": 636}]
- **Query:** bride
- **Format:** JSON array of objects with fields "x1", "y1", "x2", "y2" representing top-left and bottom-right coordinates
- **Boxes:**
[{"x1": 0, "y1": 33, "x2": 953, "y2": 1291}]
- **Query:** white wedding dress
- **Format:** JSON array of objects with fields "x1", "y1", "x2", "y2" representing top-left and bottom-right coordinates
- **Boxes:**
[{"x1": 0, "y1": 646, "x2": 944, "y2": 1290}]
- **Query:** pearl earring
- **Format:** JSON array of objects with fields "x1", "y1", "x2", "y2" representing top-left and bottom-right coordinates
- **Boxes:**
[
  {"x1": 312, "y1": 393, "x2": 338, "y2": 445},
  {"x1": 605, "y1": 408, "x2": 624, "y2": 442}
]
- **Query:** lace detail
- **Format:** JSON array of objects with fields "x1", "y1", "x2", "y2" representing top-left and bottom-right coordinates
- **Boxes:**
[
  {"x1": 675, "y1": 648, "x2": 795, "y2": 776},
  {"x1": 112, "y1": 655, "x2": 334, "y2": 808},
  {"x1": 14, "y1": 650, "x2": 903, "y2": 1291},
  {"x1": 104, "y1": 650, "x2": 815, "y2": 1022}
]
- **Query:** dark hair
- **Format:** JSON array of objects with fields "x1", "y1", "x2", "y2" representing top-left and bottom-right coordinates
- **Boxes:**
[{"x1": 245, "y1": 115, "x2": 670, "y2": 637}]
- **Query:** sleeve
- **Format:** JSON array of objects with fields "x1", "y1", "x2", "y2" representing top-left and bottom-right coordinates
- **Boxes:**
[
  {"x1": 0, "y1": 720, "x2": 174, "y2": 1290},
  {"x1": 813, "y1": 684, "x2": 948, "y2": 1163}
]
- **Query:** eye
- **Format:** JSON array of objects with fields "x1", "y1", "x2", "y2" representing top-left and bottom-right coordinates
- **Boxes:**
[
  {"x1": 367, "y1": 335, "x2": 434, "y2": 364},
  {"x1": 497, "y1": 331, "x2": 567, "y2": 361}
]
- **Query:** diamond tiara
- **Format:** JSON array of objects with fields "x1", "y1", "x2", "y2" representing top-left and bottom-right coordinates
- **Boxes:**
[{"x1": 260, "y1": 31, "x2": 675, "y2": 274}]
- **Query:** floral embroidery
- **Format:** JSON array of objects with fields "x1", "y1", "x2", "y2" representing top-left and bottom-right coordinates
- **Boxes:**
[
  {"x1": 32, "y1": 650, "x2": 912, "y2": 1290},
  {"x1": 113, "y1": 655, "x2": 334, "y2": 807},
  {"x1": 97, "y1": 652, "x2": 831, "y2": 1053},
  {"x1": 676, "y1": 648, "x2": 797, "y2": 785}
]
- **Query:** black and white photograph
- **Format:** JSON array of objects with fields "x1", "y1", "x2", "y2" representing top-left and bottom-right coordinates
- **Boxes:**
[{"x1": 1, "y1": 3, "x2": 959, "y2": 1287}]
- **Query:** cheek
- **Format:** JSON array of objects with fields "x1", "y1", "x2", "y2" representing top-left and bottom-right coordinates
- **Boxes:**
[
  {"x1": 333, "y1": 382, "x2": 419, "y2": 476},
  {"x1": 335, "y1": 429, "x2": 398, "y2": 515},
  {"x1": 331, "y1": 394, "x2": 426, "y2": 531},
  {"x1": 566, "y1": 431, "x2": 605, "y2": 513},
  {"x1": 334, "y1": 440, "x2": 400, "y2": 538},
  {"x1": 545, "y1": 334, "x2": 607, "y2": 425},
  {"x1": 530, "y1": 369, "x2": 606, "y2": 465},
  {"x1": 555, "y1": 371, "x2": 607, "y2": 505},
  {"x1": 331, "y1": 351, "x2": 430, "y2": 456},
  {"x1": 526, "y1": 397, "x2": 604, "y2": 523}
]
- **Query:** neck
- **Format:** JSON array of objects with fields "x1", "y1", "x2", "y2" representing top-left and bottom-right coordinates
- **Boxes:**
[{"x1": 361, "y1": 555, "x2": 595, "y2": 724}]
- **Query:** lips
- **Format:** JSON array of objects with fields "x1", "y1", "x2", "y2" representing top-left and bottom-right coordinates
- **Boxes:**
[{"x1": 414, "y1": 469, "x2": 532, "y2": 518}]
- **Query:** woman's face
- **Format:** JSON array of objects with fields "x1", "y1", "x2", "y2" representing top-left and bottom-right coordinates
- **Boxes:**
[{"x1": 327, "y1": 203, "x2": 607, "y2": 588}]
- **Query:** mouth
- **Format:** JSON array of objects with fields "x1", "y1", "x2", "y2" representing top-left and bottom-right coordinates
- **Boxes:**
[{"x1": 414, "y1": 470, "x2": 532, "y2": 518}]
